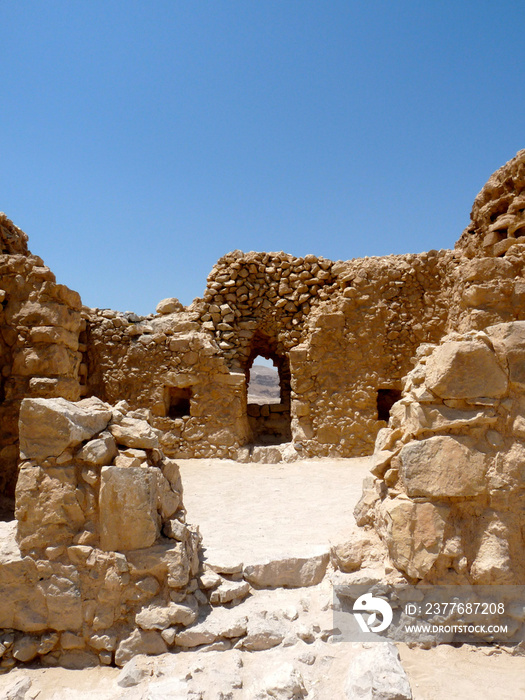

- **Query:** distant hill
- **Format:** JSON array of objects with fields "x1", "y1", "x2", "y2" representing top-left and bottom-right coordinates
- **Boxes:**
[{"x1": 247, "y1": 364, "x2": 280, "y2": 404}]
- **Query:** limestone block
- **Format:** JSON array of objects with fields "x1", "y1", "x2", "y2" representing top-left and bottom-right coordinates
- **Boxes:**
[
  {"x1": 425, "y1": 340, "x2": 507, "y2": 399},
  {"x1": 116, "y1": 656, "x2": 152, "y2": 688},
  {"x1": 470, "y1": 513, "x2": 514, "y2": 584},
  {"x1": 156, "y1": 297, "x2": 184, "y2": 314},
  {"x1": 248, "y1": 663, "x2": 307, "y2": 699},
  {"x1": 0, "y1": 523, "x2": 46, "y2": 632},
  {"x1": 28, "y1": 376, "x2": 80, "y2": 401},
  {"x1": 379, "y1": 497, "x2": 448, "y2": 579},
  {"x1": 331, "y1": 526, "x2": 383, "y2": 573},
  {"x1": 29, "y1": 325, "x2": 79, "y2": 350},
  {"x1": 19, "y1": 397, "x2": 112, "y2": 460},
  {"x1": 418, "y1": 405, "x2": 497, "y2": 434},
  {"x1": 115, "y1": 629, "x2": 167, "y2": 667},
  {"x1": 11, "y1": 300, "x2": 80, "y2": 332},
  {"x1": 99, "y1": 466, "x2": 159, "y2": 551},
  {"x1": 243, "y1": 551, "x2": 329, "y2": 588},
  {"x1": 486, "y1": 321, "x2": 525, "y2": 388},
  {"x1": 400, "y1": 436, "x2": 487, "y2": 498},
  {"x1": 136, "y1": 600, "x2": 198, "y2": 630},
  {"x1": 38, "y1": 575, "x2": 83, "y2": 631},
  {"x1": 16, "y1": 465, "x2": 84, "y2": 550},
  {"x1": 209, "y1": 579, "x2": 250, "y2": 605},
  {"x1": 251, "y1": 445, "x2": 282, "y2": 463},
  {"x1": 12, "y1": 344, "x2": 72, "y2": 376},
  {"x1": 126, "y1": 542, "x2": 190, "y2": 589},
  {"x1": 174, "y1": 607, "x2": 248, "y2": 648},
  {"x1": 109, "y1": 417, "x2": 159, "y2": 449},
  {"x1": 163, "y1": 518, "x2": 189, "y2": 542},
  {"x1": 239, "y1": 618, "x2": 285, "y2": 651},
  {"x1": 156, "y1": 471, "x2": 181, "y2": 518},
  {"x1": 344, "y1": 642, "x2": 412, "y2": 700},
  {"x1": 12, "y1": 636, "x2": 39, "y2": 663},
  {"x1": 76, "y1": 432, "x2": 117, "y2": 466}
]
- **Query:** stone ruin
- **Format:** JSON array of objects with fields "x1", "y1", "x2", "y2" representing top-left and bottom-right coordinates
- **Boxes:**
[{"x1": 0, "y1": 151, "x2": 524, "y2": 683}]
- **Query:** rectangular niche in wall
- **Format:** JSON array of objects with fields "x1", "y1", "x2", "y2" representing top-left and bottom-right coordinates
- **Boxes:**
[{"x1": 166, "y1": 387, "x2": 192, "y2": 419}]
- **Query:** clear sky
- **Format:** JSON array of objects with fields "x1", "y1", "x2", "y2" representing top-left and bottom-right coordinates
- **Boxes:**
[{"x1": 2, "y1": 1, "x2": 525, "y2": 315}]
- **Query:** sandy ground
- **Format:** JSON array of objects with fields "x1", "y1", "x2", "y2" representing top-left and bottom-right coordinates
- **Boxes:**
[
  {"x1": 178, "y1": 457, "x2": 371, "y2": 567},
  {"x1": 398, "y1": 643, "x2": 525, "y2": 700}
]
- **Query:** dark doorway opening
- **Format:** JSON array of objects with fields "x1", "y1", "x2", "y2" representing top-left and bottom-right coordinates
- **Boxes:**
[
  {"x1": 377, "y1": 388, "x2": 402, "y2": 422},
  {"x1": 167, "y1": 387, "x2": 192, "y2": 419}
]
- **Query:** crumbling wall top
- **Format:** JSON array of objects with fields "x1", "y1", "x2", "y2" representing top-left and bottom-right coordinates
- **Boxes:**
[{"x1": 0, "y1": 213, "x2": 29, "y2": 256}]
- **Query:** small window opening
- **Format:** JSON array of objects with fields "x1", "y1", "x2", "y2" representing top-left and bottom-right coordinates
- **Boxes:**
[
  {"x1": 167, "y1": 387, "x2": 192, "y2": 418},
  {"x1": 247, "y1": 356, "x2": 281, "y2": 405},
  {"x1": 377, "y1": 388, "x2": 402, "y2": 422}
]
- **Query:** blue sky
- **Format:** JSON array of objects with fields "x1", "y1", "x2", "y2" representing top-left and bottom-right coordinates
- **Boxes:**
[{"x1": 2, "y1": 1, "x2": 525, "y2": 315}]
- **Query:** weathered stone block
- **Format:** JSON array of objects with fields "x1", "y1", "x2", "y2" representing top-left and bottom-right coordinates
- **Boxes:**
[
  {"x1": 16, "y1": 465, "x2": 84, "y2": 550},
  {"x1": 19, "y1": 397, "x2": 112, "y2": 460},
  {"x1": 400, "y1": 436, "x2": 487, "y2": 498},
  {"x1": 379, "y1": 497, "x2": 448, "y2": 579},
  {"x1": 76, "y1": 432, "x2": 117, "y2": 466},
  {"x1": 126, "y1": 542, "x2": 190, "y2": 588},
  {"x1": 425, "y1": 340, "x2": 507, "y2": 399},
  {"x1": 99, "y1": 466, "x2": 159, "y2": 552},
  {"x1": 487, "y1": 321, "x2": 525, "y2": 389},
  {"x1": 243, "y1": 551, "x2": 329, "y2": 588},
  {"x1": 109, "y1": 417, "x2": 159, "y2": 449}
]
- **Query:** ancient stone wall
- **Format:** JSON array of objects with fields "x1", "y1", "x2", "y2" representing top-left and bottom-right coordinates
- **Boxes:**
[
  {"x1": 82, "y1": 308, "x2": 249, "y2": 459},
  {"x1": 0, "y1": 215, "x2": 82, "y2": 496},
  {"x1": 84, "y1": 250, "x2": 457, "y2": 460},
  {"x1": 456, "y1": 149, "x2": 525, "y2": 259},
  {"x1": 356, "y1": 321, "x2": 525, "y2": 585}
]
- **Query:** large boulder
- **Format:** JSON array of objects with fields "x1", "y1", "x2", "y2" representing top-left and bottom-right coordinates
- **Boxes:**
[
  {"x1": 425, "y1": 340, "x2": 507, "y2": 399},
  {"x1": 19, "y1": 397, "x2": 112, "y2": 460},
  {"x1": 399, "y1": 436, "x2": 487, "y2": 498}
]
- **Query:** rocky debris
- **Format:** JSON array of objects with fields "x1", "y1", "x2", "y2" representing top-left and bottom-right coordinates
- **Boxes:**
[
  {"x1": 344, "y1": 642, "x2": 412, "y2": 700},
  {"x1": 116, "y1": 655, "x2": 153, "y2": 687},
  {"x1": 3, "y1": 675, "x2": 32, "y2": 700},
  {"x1": 247, "y1": 662, "x2": 307, "y2": 699}
]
